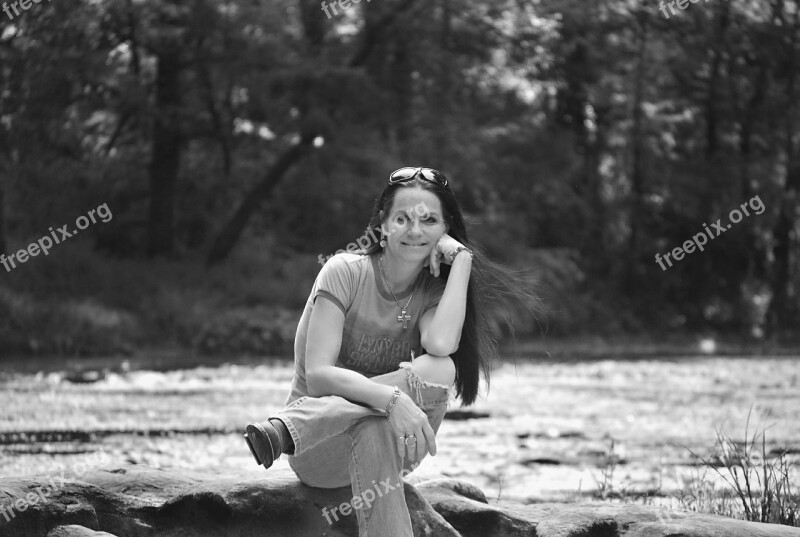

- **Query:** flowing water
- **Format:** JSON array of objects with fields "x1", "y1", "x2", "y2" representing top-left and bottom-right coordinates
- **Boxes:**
[{"x1": 1, "y1": 354, "x2": 799, "y2": 505}]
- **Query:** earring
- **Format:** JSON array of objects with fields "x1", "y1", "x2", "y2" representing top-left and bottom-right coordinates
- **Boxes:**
[{"x1": 379, "y1": 237, "x2": 387, "y2": 248}]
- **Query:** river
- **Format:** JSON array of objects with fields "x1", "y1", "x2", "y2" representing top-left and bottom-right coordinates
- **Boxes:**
[{"x1": 1, "y1": 354, "x2": 799, "y2": 506}]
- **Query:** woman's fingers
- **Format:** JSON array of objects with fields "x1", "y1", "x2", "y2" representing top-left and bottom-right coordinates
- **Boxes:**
[
  {"x1": 421, "y1": 420, "x2": 437, "y2": 456},
  {"x1": 410, "y1": 414, "x2": 435, "y2": 461},
  {"x1": 396, "y1": 432, "x2": 407, "y2": 461},
  {"x1": 389, "y1": 414, "x2": 407, "y2": 461},
  {"x1": 414, "y1": 427, "x2": 426, "y2": 461}
]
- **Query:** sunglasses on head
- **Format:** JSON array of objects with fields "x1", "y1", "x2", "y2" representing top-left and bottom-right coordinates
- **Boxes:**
[{"x1": 388, "y1": 167, "x2": 449, "y2": 188}]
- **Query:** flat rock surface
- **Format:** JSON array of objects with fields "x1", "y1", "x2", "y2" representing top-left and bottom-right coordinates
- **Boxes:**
[{"x1": 1, "y1": 464, "x2": 798, "y2": 536}]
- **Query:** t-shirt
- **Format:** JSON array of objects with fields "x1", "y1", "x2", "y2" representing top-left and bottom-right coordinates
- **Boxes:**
[{"x1": 286, "y1": 252, "x2": 446, "y2": 405}]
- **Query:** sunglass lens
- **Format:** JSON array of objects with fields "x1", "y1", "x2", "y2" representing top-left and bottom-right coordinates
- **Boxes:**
[
  {"x1": 389, "y1": 167, "x2": 420, "y2": 183},
  {"x1": 388, "y1": 167, "x2": 448, "y2": 187},
  {"x1": 420, "y1": 169, "x2": 448, "y2": 187}
]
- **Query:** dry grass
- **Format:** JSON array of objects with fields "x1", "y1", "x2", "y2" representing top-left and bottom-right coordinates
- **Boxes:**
[
  {"x1": 683, "y1": 408, "x2": 800, "y2": 526},
  {"x1": 586, "y1": 413, "x2": 799, "y2": 529}
]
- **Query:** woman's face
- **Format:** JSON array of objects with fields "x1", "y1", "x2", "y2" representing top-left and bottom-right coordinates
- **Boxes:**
[{"x1": 382, "y1": 187, "x2": 448, "y2": 262}]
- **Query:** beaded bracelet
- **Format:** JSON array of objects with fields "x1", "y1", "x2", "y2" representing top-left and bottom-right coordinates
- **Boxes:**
[
  {"x1": 384, "y1": 386, "x2": 401, "y2": 418},
  {"x1": 448, "y1": 246, "x2": 474, "y2": 264}
]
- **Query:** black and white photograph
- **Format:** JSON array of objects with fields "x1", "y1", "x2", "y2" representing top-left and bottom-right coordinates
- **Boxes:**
[{"x1": 1, "y1": 0, "x2": 799, "y2": 536}]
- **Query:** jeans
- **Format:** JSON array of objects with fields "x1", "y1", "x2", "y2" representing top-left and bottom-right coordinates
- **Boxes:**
[{"x1": 270, "y1": 361, "x2": 454, "y2": 537}]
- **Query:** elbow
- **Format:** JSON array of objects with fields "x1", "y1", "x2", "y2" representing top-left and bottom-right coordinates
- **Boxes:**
[
  {"x1": 422, "y1": 337, "x2": 459, "y2": 357},
  {"x1": 305, "y1": 368, "x2": 328, "y2": 397}
]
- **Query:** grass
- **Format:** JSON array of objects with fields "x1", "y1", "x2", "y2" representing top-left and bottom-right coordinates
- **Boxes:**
[
  {"x1": 586, "y1": 414, "x2": 799, "y2": 528},
  {"x1": 684, "y1": 408, "x2": 799, "y2": 526},
  {"x1": 592, "y1": 437, "x2": 626, "y2": 500}
]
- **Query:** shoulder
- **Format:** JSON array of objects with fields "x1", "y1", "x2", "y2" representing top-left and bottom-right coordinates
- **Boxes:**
[
  {"x1": 318, "y1": 252, "x2": 370, "y2": 276},
  {"x1": 322, "y1": 252, "x2": 368, "y2": 267}
]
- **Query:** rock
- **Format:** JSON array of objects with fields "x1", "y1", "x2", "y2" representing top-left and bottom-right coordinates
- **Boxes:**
[
  {"x1": 414, "y1": 478, "x2": 535, "y2": 537},
  {"x1": 1, "y1": 464, "x2": 798, "y2": 537},
  {"x1": 62, "y1": 370, "x2": 107, "y2": 384},
  {"x1": 443, "y1": 409, "x2": 491, "y2": 420},
  {"x1": 496, "y1": 502, "x2": 800, "y2": 537}
]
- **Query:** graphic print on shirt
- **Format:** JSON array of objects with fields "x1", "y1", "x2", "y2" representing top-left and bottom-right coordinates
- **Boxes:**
[{"x1": 340, "y1": 332, "x2": 414, "y2": 375}]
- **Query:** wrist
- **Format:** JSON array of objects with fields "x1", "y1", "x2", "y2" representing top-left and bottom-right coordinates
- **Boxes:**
[
  {"x1": 448, "y1": 246, "x2": 474, "y2": 264},
  {"x1": 383, "y1": 385, "x2": 401, "y2": 418}
]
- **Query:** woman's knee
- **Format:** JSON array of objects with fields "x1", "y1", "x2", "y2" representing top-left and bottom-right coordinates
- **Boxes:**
[{"x1": 411, "y1": 354, "x2": 456, "y2": 386}]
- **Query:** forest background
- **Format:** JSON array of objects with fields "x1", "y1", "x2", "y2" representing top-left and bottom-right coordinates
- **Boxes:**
[{"x1": 1, "y1": 0, "x2": 798, "y2": 359}]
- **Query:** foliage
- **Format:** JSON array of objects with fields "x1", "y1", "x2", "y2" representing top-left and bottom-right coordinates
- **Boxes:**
[{"x1": 1, "y1": 0, "x2": 800, "y2": 352}]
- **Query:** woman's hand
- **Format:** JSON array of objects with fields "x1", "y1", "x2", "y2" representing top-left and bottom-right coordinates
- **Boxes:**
[
  {"x1": 387, "y1": 391, "x2": 437, "y2": 462},
  {"x1": 427, "y1": 233, "x2": 464, "y2": 277}
]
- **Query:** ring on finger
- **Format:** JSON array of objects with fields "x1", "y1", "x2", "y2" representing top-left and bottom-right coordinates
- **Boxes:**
[{"x1": 404, "y1": 434, "x2": 417, "y2": 448}]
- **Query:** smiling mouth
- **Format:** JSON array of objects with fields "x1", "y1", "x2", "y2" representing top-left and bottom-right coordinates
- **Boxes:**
[{"x1": 402, "y1": 242, "x2": 427, "y2": 247}]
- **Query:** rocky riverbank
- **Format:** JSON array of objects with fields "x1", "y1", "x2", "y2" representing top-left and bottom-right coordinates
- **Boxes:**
[{"x1": 1, "y1": 464, "x2": 798, "y2": 537}]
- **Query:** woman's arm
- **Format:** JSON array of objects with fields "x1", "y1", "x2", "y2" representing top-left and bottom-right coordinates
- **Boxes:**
[
  {"x1": 420, "y1": 249, "x2": 471, "y2": 356},
  {"x1": 305, "y1": 297, "x2": 395, "y2": 409},
  {"x1": 305, "y1": 296, "x2": 437, "y2": 460}
]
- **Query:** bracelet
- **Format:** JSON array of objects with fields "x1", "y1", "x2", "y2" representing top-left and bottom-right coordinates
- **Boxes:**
[
  {"x1": 448, "y1": 246, "x2": 474, "y2": 264},
  {"x1": 384, "y1": 386, "x2": 401, "y2": 419}
]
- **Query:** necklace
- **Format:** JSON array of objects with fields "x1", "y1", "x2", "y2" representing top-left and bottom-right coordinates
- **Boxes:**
[{"x1": 378, "y1": 254, "x2": 414, "y2": 329}]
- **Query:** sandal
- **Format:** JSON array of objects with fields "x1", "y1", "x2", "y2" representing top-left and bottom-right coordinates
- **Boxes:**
[{"x1": 243, "y1": 420, "x2": 282, "y2": 469}]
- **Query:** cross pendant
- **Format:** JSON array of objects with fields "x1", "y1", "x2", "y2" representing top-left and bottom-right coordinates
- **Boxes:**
[{"x1": 397, "y1": 309, "x2": 412, "y2": 329}]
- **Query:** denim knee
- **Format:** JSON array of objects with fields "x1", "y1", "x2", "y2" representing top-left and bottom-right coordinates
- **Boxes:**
[{"x1": 397, "y1": 361, "x2": 455, "y2": 409}]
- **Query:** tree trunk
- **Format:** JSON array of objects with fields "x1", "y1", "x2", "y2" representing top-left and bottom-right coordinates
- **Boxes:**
[
  {"x1": 627, "y1": 15, "x2": 648, "y2": 291},
  {"x1": 733, "y1": 60, "x2": 768, "y2": 329},
  {"x1": 300, "y1": 0, "x2": 325, "y2": 54},
  {"x1": 390, "y1": 35, "x2": 413, "y2": 154},
  {"x1": 0, "y1": 181, "x2": 6, "y2": 255},
  {"x1": 434, "y1": 0, "x2": 453, "y2": 166},
  {"x1": 700, "y1": 0, "x2": 731, "y2": 220},
  {"x1": 147, "y1": 51, "x2": 182, "y2": 258},
  {"x1": 348, "y1": 0, "x2": 419, "y2": 69},
  {"x1": 704, "y1": 1, "x2": 730, "y2": 159},
  {"x1": 766, "y1": 1, "x2": 800, "y2": 334},
  {"x1": 206, "y1": 137, "x2": 315, "y2": 266}
]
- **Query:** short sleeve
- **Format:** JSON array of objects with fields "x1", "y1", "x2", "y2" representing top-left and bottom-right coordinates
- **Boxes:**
[
  {"x1": 313, "y1": 254, "x2": 357, "y2": 314},
  {"x1": 421, "y1": 275, "x2": 446, "y2": 314}
]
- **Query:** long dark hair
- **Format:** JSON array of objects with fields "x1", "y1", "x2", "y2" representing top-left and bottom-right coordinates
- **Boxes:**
[{"x1": 358, "y1": 175, "x2": 542, "y2": 407}]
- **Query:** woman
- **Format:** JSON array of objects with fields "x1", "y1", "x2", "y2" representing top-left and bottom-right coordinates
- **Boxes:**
[{"x1": 243, "y1": 166, "x2": 538, "y2": 536}]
